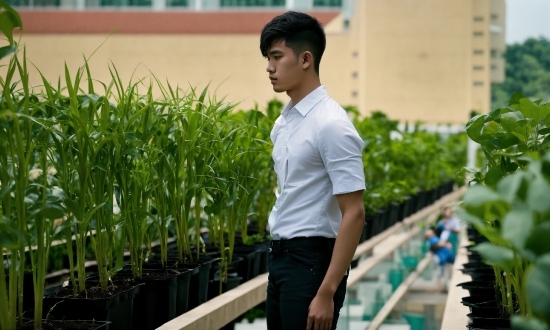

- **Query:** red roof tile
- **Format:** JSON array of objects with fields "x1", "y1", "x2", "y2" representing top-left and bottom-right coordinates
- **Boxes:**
[{"x1": 19, "y1": 10, "x2": 340, "y2": 34}]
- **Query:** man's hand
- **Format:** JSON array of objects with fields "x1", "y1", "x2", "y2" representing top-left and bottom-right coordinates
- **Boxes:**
[{"x1": 307, "y1": 293, "x2": 334, "y2": 330}]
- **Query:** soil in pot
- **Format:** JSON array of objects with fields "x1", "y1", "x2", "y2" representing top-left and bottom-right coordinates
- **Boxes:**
[
  {"x1": 19, "y1": 320, "x2": 110, "y2": 330},
  {"x1": 42, "y1": 280, "x2": 141, "y2": 330}
]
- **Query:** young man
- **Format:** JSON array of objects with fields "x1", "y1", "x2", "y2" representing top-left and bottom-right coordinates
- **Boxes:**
[{"x1": 260, "y1": 12, "x2": 366, "y2": 330}]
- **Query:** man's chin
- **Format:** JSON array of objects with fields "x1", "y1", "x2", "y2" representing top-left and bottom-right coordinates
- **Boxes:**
[{"x1": 272, "y1": 86, "x2": 285, "y2": 93}]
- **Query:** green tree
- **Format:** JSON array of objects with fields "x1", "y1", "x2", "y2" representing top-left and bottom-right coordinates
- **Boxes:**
[{"x1": 492, "y1": 37, "x2": 550, "y2": 109}]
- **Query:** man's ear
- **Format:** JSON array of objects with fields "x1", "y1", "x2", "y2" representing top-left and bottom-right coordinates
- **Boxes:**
[{"x1": 302, "y1": 51, "x2": 313, "y2": 70}]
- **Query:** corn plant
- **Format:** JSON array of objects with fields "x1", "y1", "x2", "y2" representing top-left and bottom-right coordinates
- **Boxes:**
[
  {"x1": 106, "y1": 67, "x2": 157, "y2": 279},
  {"x1": 0, "y1": 53, "x2": 31, "y2": 330}
]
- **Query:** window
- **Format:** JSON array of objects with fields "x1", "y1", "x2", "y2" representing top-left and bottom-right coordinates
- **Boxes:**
[
  {"x1": 491, "y1": 50, "x2": 498, "y2": 58},
  {"x1": 314, "y1": 0, "x2": 342, "y2": 6},
  {"x1": 491, "y1": 13, "x2": 498, "y2": 20},
  {"x1": 473, "y1": 16, "x2": 484, "y2": 22},
  {"x1": 474, "y1": 31, "x2": 484, "y2": 37},
  {"x1": 491, "y1": 65, "x2": 497, "y2": 70},
  {"x1": 352, "y1": 51, "x2": 358, "y2": 58},
  {"x1": 221, "y1": 0, "x2": 285, "y2": 6},
  {"x1": 474, "y1": 66, "x2": 484, "y2": 71},
  {"x1": 352, "y1": 72, "x2": 358, "y2": 79},
  {"x1": 8, "y1": 0, "x2": 59, "y2": 6},
  {"x1": 474, "y1": 81, "x2": 484, "y2": 87},
  {"x1": 99, "y1": 0, "x2": 150, "y2": 6},
  {"x1": 167, "y1": 0, "x2": 188, "y2": 6},
  {"x1": 473, "y1": 50, "x2": 484, "y2": 55},
  {"x1": 351, "y1": 91, "x2": 358, "y2": 98}
]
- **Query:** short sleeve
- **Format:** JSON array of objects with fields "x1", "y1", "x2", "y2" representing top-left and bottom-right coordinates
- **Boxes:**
[{"x1": 318, "y1": 120, "x2": 365, "y2": 195}]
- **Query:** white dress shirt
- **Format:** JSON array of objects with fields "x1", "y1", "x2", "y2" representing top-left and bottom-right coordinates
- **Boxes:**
[{"x1": 268, "y1": 85, "x2": 365, "y2": 239}]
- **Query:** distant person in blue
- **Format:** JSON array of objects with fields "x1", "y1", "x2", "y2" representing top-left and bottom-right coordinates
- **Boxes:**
[
  {"x1": 435, "y1": 206, "x2": 460, "y2": 256},
  {"x1": 425, "y1": 228, "x2": 455, "y2": 266}
]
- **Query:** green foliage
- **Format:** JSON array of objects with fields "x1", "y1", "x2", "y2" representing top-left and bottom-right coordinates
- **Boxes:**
[
  {"x1": 463, "y1": 92, "x2": 550, "y2": 187},
  {"x1": 353, "y1": 112, "x2": 466, "y2": 214},
  {"x1": 492, "y1": 38, "x2": 550, "y2": 109},
  {"x1": 461, "y1": 92, "x2": 550, "y2": 328}
]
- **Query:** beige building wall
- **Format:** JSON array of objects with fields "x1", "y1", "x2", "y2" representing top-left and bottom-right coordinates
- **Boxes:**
[
  {"x1": 471, "y1": 0, "x2": 491, "y2": 113},
  {"x1": 10, "y1": 0, "x2": 502, "y2": 124},
  {"x1": 490, "y1": 0, "x2": 506, "y2": 83},
  {"x1": 16, "y1": 30, "x2": 354, "y2": 113},
  {"x1": 357, "y1": 0, "x2": 476, "y2": 124}
]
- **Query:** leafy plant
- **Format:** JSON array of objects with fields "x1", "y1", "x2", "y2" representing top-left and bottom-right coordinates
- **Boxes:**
[{"x1": 459, "y1": 93, "x2": 550, "y2": 328}]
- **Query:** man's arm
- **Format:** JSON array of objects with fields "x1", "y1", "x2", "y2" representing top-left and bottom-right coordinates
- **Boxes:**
[{"x1": 307, "y1": 190, "x2": 365, "y2": 330}]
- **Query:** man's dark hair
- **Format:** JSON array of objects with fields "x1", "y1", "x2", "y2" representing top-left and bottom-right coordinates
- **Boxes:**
[{"x1": 260, "y1": 11, "x2": 326, "y2": 74}]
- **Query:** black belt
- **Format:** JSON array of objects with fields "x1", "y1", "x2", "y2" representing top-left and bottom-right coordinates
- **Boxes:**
[{"x1": 269, "y1": 236, "x2": 335, "y2": 253}]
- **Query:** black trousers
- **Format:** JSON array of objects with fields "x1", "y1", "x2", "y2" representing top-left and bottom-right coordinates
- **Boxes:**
[{"x1": 266, "y1": 237, "x2": 348, "y2": 330}]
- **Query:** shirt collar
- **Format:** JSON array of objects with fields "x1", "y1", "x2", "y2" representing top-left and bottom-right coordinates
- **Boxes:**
[{"x1": 282, "y1": 85, "x2": 328, "y2": 117}]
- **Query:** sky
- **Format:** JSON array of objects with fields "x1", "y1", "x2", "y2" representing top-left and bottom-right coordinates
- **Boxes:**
[{"x1": 506, "y1": 0, "x2": 550, "y2": 44}]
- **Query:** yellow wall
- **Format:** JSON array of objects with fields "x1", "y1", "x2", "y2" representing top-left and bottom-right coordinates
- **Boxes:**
[
  {"x1": 11, "y1": 0, "x2": 498, "y2": 124},
  {"x1": 358, "y1": 0, "x2": 477, "y2": 124}
]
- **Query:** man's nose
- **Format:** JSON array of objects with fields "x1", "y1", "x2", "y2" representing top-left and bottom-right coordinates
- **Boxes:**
[{"x1": 266, "y1": 62, "x2": 274, "y2": 73}]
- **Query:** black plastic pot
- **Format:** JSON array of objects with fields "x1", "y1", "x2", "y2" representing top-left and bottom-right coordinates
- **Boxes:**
[
  {"x1": 388, "y1": 203, "x2": 399, "y2": 226},
  {"x1": 460, "y1": 267, "x2": 496, "y2": 277},
  {"x1": 187, "y1": 256, "x2": 217, "y2": 310},
  {"x1": 416, "y1": 191, "x2": 427, "y2": 210},
  {"x1": 207, "y1": 273, "x2": 243, "y2": 300},
  {"x1": 233, "y1": 246, "x2": 261, "y2": 283},
  {"x1": 364, "y1": 213, "x2": 376, "y2": 239},
  {"x1": 457, "y1": 281, "x2": 496, "y2": 297},
  {"x1": 114, "y1": 268, "x2": 181, "y2": 330},
  {"x1": 468, "y1": 313, "x2": 511, "y2": 328},
  {"x1": 6, "y1": 272, "x2": 34, "y2": 313},
  {"x1": 254, "y1": 241, "x2": 269, "y2": 275},
  {"x1": 462, "y1": 296, "x2": 502, "y2": 318},
  {"x1": 43, "y1": 281, "x2": 142, "y2": 330},
  {"x1": 373, "y1": 209, "x2": 386, "y2": 235}
]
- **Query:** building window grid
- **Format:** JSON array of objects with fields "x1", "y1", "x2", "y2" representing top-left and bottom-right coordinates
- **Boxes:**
[
  {"x1": 313, "y1": 0, "x2": 342, "y2": 7},
  {"x1": 473, "y1": 16, "x2": 484, "y2": 22},
  {"x1": 473, "y1": 50, "x2": 484, "y2": 55},
  {"x1": 7, "y1": 0, "x2": 289, "y2": 7},
  {"x1": 474, "y1": 31, "x2": 484, "y2": 37},
  {"x1": 474, "y1": 66, "x2": 484, "y2": 71},
  {"x1": 221, "y1": 0, "x2": 285, "y2": 7},
  {"x1": 474, "y1": 81, "x2": 484, "y2": 87}
]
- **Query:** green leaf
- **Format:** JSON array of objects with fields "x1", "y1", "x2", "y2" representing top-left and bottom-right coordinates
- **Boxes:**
[
  {"x1": 465, "y1": 114, "x2": 486, "y2": 143},
  {"x1": 479, "y1": 132, "x2": 520, "y2": 150},
  {"x1": 0, "y1": 45, "x2": 15, "y2": 60},
  {"x1": 497, "y1": 171, "x2": 528, "y2": 203},
  {"x1": 539, "y1": 127, "x2": 550, "y2": 135},
  {"x1": 526, "y1": 176, "x2": 550, "y2": 214},
  {"x1": 485, "y1": 167, "x2": 505, "y2": 187},
  {"x1": 502, "y1": 207, "x2": 534, "y2": 251},
  {"x1": 511, "y1": 315, "x2": 548, "y2": 330},
  {"x1": 472, "y1": 242, "x2": 515, "y2": 269},
  {"x1": 519, "y1": 98, "x2": 547, "y2": 123},
  {"x1": 0, "y1": 1, "x2": 22, "y2": 45},
  {"x1": 462, "y1": 185, "x2": 502, "y2": 207},
  {"x1": 525, "y1": 223, "x2": 550, "y2": 258},
  {"x1": 526, "y1": 254, "x2": 550, "y2": 324},
  {"x1": 39, "y1": 204, "x2": 66, "y2": 219},
  {"x1": 509, "y1": 92, "x2": 526, "y2": 106}
]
